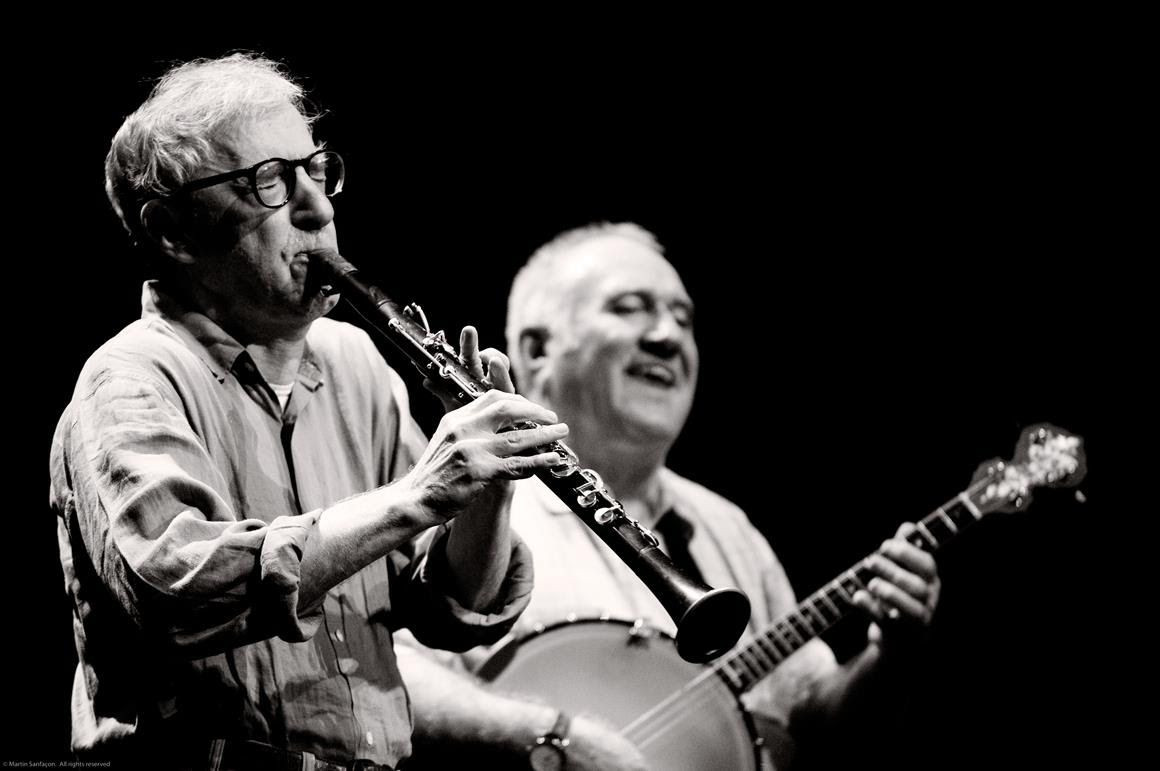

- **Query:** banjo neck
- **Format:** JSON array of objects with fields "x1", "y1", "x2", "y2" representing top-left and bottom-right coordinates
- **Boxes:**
[
  {"x1": 714, "y1": 492, "x2": 980, "y2": 694},
  {"x1": 712, "y1": 424, "x2": 1085, "y2": 695}
]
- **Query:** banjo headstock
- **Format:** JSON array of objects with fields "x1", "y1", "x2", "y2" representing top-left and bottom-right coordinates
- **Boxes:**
[{"x1": 970, "y1": 424, "x2": 1086, "y2": 515}]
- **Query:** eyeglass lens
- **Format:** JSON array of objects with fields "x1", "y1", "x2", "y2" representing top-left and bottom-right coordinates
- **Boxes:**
[{"x1": 253, "y1": 151, "x2": 344, "y2": 207}]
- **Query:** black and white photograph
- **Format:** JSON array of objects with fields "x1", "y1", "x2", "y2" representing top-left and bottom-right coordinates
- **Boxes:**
[{"x1": 16, "y1": 30, "x2": 1134, "y2": 770}]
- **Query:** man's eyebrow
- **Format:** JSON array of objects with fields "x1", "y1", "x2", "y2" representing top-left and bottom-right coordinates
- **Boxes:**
[{"x1": 606, "y1": 291, "x2": 695, "y2": 314}]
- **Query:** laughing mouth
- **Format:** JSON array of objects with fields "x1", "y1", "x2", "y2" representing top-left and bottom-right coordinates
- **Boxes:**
[{"x1": 626, "y1": 361, "x2": 679, "y2": 387}]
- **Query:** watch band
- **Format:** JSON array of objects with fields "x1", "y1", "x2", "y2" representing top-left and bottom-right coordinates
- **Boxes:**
[
  {"x1": 529, "y1": 710, "x2": 571, "y2": 769},
  {"x1": 544, "y1": 710, "x2": 571, "y2": 745}
]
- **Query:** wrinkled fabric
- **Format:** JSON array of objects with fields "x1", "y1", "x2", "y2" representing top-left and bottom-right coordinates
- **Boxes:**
[{"x1": 49, "y1": 282, "x2": 532, "y2": 767}]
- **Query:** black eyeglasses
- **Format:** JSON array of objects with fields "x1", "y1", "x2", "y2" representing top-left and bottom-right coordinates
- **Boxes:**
[{"x1": 174, "y1": 149, "x2": 345, "y2": 209}]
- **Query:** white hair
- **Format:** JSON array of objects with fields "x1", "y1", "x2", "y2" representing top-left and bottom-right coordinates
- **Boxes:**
[
  {"x1": 105, "y1": 52, "x2": 315, "y2": 242},
  {"x1": 505, "y1": 222, "x2": 664, "y2": 384}
]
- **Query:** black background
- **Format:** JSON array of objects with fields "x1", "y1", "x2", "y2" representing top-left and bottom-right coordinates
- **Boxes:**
[{"x1": 15, "y1": 30, "x2": 1140, "y2": 769}]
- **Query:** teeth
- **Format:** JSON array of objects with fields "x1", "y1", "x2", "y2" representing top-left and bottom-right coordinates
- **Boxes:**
[{"x1": 628, "y1": 363, "x2": 676, "y2": 386}]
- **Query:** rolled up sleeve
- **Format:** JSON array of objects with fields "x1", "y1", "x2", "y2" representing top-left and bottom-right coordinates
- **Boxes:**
[{"x1": 389, "y1": 524, "x2": 534, "y2": 652}]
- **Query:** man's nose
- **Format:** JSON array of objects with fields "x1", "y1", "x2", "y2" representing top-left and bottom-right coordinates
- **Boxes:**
[
  {"x1": 643, "y1": 306, "x2": 685, "y2": 345},
  {"x1": 640, "y1": 307, "x2": 685, "y2": 357},
  {"x1": 289, "y1": 167, "x2": 335, "y2": 230}
]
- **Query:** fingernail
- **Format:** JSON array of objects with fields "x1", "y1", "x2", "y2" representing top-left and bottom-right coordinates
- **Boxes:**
[{"x1": 550, "y1": 423, "x2": 568, "y2": 435}]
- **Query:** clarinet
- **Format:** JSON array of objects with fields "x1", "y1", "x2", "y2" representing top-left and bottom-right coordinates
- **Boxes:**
[{"x1": 308, "y1": 249, "x2": 750, "y2": 663}]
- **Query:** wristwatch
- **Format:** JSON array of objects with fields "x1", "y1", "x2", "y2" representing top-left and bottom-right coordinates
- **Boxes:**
[{"x1": 528, "y1": 710, "x2": 571, "y2": 770}]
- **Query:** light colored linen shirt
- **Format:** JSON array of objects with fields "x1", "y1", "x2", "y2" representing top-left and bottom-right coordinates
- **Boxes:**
[
  {"x1": 496, "y1": 469, "x2": 838, "y2": 727},
  {"x1": 49, "y1": 282, "x2": 532, "y2": 767}
]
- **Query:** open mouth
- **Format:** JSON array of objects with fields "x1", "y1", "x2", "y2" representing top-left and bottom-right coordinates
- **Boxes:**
[{"x1": 626, "y1": 361, "x2": 679, "y2": 387}]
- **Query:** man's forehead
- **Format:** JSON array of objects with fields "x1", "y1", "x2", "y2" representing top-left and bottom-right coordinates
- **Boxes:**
[
  {"x1": 563, "y1": 235, "x2": 689, "y2": 300},
  {"x1": 206, "y1": 102, "x2": 314, "y2": 168}
]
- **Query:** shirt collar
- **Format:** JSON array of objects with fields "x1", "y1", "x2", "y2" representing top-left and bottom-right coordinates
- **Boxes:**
[
  {"x1": 140, "y1": 280, "x2": 324, "y2": 392},
  {"x1": 652, "y1": 468, "x2": 697, "y2": 535}
]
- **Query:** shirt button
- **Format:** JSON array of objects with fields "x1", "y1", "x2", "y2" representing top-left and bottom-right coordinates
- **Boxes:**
[
  {"x1": 334, "y1": 630, "x2": 344, "y2": 642},
  {"x1": 366, "y1": 731, "x2": 375, "y2": 746}
]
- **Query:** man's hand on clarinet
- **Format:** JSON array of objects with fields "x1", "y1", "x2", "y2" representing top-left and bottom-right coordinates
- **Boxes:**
[
  {"x1": 405, "y1": 346, "x2": 567, "y2": 524},
  {"x1": 424, "y1": 326, "x2": 518, "y2": 411}
]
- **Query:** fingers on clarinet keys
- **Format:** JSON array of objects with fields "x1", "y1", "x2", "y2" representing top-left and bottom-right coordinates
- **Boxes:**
[
  {"x1": 550, "y1": 459, "x2": 574, "y2": 478},
  {"x1": 495, "y1": 425, "x2": 570, "y2": 478}
]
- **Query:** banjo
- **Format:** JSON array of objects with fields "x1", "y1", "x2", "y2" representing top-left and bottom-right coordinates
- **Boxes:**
[{"x1": 477, "y1": 425, "x2": 1086, "y2": 770}]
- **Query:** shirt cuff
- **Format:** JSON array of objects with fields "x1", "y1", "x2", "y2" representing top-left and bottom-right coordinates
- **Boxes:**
[
  {"x1": 259, "y1": 509, "x2": 325, "y2": 641},
  {"x1": 406, "y1": 525, "x2": 534, "y2": 651}
]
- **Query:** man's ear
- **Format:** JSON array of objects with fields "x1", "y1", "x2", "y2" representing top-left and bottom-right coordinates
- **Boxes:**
[
  {"x1": 518, "y1": 328, "x2": 550, "y2": 376},
  {"x1": 139, "y1": 199, "x2": 196, "y2": 265}
]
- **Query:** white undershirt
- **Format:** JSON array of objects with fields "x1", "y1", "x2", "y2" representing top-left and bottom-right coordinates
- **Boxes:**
[{"x1": 269, "y1": 382, "x2": 294, "y2": 411}]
